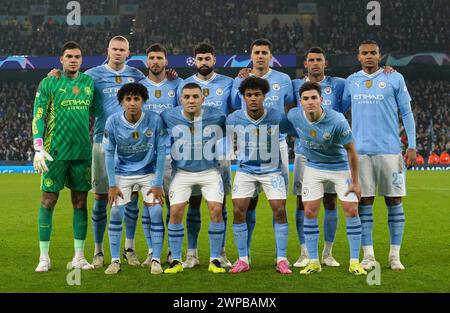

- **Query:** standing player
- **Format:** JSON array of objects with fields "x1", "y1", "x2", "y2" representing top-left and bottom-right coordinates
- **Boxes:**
[
  {"x1": 181, "y1": 42, "x2": 234, "y2": 268},
  {"x1": 231, "y1": 39, "x2": 294, "y2": 257},
  {"x1": 227, "y1": 77, "x2": 293, "y2": 274},
  {"x1": 139, "y1": 43, "x2": 183, "y2": 267},
  {"x1": 342, "y1": 40, "x2": 416, "y2": 271},
  {"x1": 33, "y1": 41, "x2": 95, "y2": 272},
  {"x1": 103, "y1": 83, "x2": 167, "y2": 275},
  {"x1": 85, "y1": 36, "x2": 145, "y2": 268},
  {"x1": 288, "y1": 82, "x2": 366, "y2": 276},
  {"x1": 161, "y1": 83, "x2": 227, "y2": 274},
  {"x1": 291, "y1": 47, "x2": 346, "y2": 268}
]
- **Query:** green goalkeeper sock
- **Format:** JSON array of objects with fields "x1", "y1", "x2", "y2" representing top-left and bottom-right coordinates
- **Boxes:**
[
  {"x1": 38, "y1": 206, "x2": 54, "y2": 241},
  {"x1": 73, "y1": 208, "x2": 88, "y2": 240}
]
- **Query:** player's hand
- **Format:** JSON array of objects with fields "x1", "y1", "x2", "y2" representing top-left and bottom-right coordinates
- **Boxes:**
[
  {"x1": 237, "y1": 68, "x2": 251, "y2": 79},
  {"x1": 47, "y1": 68, "x2": 61, "y2": 78},
  {"x1": 382, "y1": 66, "x2": 396, "y2": 73},
  {"x1": 147, "y1": 186, "x2": 164, "y2": 206},
  {"x1": 165, "y1": 68, "x2": 178, "y2": 80},
  {"x1": 108, "y1": 186, "x2": 124, "y2": 207},
  {"x1": 33, "y1": 150, "x2": 54, "y2": 173},
  {"x1": 405, "y1": 148, "x2": 417, "y2": 168},
  {"x1": 345, "y1": 182, "x2": 361, "y2": 201}
]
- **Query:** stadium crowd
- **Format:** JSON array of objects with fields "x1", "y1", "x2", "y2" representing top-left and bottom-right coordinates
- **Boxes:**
[
  {"x1": 0, "y1": 78, "x2": 448, "y2": 163},
  {"x1": 1, "y1": 0, "x2": 449, "y2": 55}
]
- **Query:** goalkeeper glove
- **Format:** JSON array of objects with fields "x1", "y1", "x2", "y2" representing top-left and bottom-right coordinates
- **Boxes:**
[{"x1": 33, "y1": 138, "x2": 54, "y2": 173}]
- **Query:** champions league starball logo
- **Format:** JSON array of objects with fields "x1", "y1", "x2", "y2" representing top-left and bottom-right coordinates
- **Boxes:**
[
  {"x1": 223, "y1": 55, "x2": 283, "y2": 68},
  {"x1": 0, "y1": 56, "x2": 35, "y2": 69},
  {"x1": 186, "y1": 57, "x2": 196, "y2": 67}
]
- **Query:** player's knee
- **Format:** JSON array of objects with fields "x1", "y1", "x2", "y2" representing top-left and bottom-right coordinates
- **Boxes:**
[
  {"x1": 273, "y1": 207, "x2": 287, "y2": 223},
  {"x1": 323, "y1": 194, "x2": 337, "y2": 210},
  {"x1": 303, "y1": 206, "x2": 319, "y2": 219},
  {"x1": 41, "y1": 192, "x2": 58, "y2": 208},
  {"x1": 342, "y1": 203, "x2": 358, "y2": 217},
  {"x1": 360, "y1": 197, "x2": 375, "y2": 206},
  {"x1": 71, "y1": 192, "x2": 87, "y2": 208},
  {"x1": 209, "y1": 205, "x2": 223, "y2": 222},
  {"x1": 385, "y1": 197, "x2": 402, "y2": 206},
  {"x1": 233, "y1": 207, "x2": 246, "y2": 223}
]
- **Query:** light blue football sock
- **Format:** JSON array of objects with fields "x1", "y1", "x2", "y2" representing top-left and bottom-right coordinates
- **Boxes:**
[
  {"x1": 346, "y1": 216, "x2": 362, "y2": 260},
  {"x1": 186, "y1": 206, "x2": 201, "y2": 250},
  {"x1": 149, "y1": 204, "x2": 164, "y2": 260},
  {"x1": 108, "y1": 204, "x2": 125, "y2": 260},
  {"x1": 124, "y1": 193, "x2": 139, "y2": 241},
  {"x1": 274, "y1": 223, "x2": 288, "y2": 258},
  {"x1": 304, "y1": 217, "x2": 319, "y2": 260},
  {"x1": 208, "y1": 221, "x2": 225, "y2": 259},
  {"x1": 142, "y1": 205, "x2": 152, "y2": 250},
  {"x1": 324, "y1": 208, "x2": 338, "y2": 243},
  {"x1": 295, "y1": 209, "x2": 305, "y2": 244},
  {"x1": 232, "y1": 223, "x2": 248, "y2": 258},
  {"x1": 91, "y1": 199, "x2": 108, "y2": 246},
  {"x1": 359, "y1": 204, "x2": 374, "y2": 246},
  {"x1": 387, "y1": 204, "x2": 405, "y2": 246},
  {"x1": 167, "y1": 223, "x2": 184, "y2": 261}
]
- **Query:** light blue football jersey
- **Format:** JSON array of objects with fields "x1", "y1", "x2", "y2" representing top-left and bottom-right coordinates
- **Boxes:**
[
  {"x1": 292, "y1": 76, "x2": 346, "y2": 154},
  {"x1": 161, "y1": 106, "x2": 226, "y2": 172},
  {"x1": 232, "y1": 69, "x2": 294, "y2": 140},
  {"x1": 226, "y1": 108, "x2": 295, "y2": 175},
  {"x1": 140, "y1": 77, "x2": 184, "y2": 114},
  {"x1": 85, "y1": 64, "x2": 145, "y2": 143},
  {"x1": 183, "y1": 73, "x2": 234, "y2": 114},
  {"x1": 287, "y1": 106, "x2": 354, "y2": 171},
  {"x1": 342, "y1": 69, "x2": 416, "y2": 155},
  {"x1": 103, "y1": 111, "x2": 167, "y2": 185}
]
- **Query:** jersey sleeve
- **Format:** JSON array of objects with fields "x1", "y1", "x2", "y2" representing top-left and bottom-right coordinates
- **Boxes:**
[
  {"x1": 394, "y1": 73, "x2": 416, "y2": 149},
  {"x1": 153, "y1": 116, "x2": 168, "y2": 187},
  {"x1": 334, "y1": 116, "x2": 354, "y2": 145},
  {"x1": 333, "y1": 77, "x2": 346, "y2": 113},
  {"x1": 103, "y1": 116, "x2": 117, "y2": 186},
  {"x1": 32, "y1": 78, "x2": 52, "y2": 146},
  {"x1": 292, "y1": 79, "x2": 301, "y2": 108},
  {"x1": 282, "y1": 75, "x2": 294, "y2": 106},
  {"x1": 340, "y1": 77, "x2": 353, "y2": 113},
  {"x1": 230, "y1": 78, "x2": 243, "y2": 110},
  {"x1": 280, "y1": 114, "x2": 297, "y2": 137}
]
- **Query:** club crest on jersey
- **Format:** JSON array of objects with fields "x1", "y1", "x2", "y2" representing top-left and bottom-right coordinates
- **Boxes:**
[
  {"x1": 44, "y1": 178, "x2": 53, "y2": 188},
  {"x1": 324, "y1": 86, "x2": 332, "y2": 95},
  {"x1": 168, "y1": 90, "x2": 175, "y2": 98},
  {"x1": 145, "y1": 130, "x2": 153, "y2": 137},
  {"x1": 378, "y1": 81, "x2": 386, "y2": 88},
  {"x1": 72, "y1": 86, "x2": 80, "y2": 95},
  {"x1": 127, "y1": 77, "x2": 135, "y2": 82},
  {"x1": 216, "y1": 88, "x2": 224, "y2": 96},
  {"x1": 84, "y1": 86, "x2": 92, "y2": 95},
  {"x1": 155, "y1": 90, "x2": 162, "y2": 98},
  {"x1": 115, "y1": 76, "x2": 122, "y2": 84},
  {"x1": 132, "y1": 131, "x2": 140, "y2": 140},
  {"x1": 365, "y1": 80, "x2": 373, "y2": 88},
  {"x1": 273, "y1": 83, "x2": 280, "y2": 91},
  {"x1": 202, "y1": 88, "x2": 210, "y2": 97},
  {"x1": 309, "y1": 129, "x2": 317, "y2": 138},
  {"x1": 323, "y1": 131, "x2": 331, "y2": 140}
]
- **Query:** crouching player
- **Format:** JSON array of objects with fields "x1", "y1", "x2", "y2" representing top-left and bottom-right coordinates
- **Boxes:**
[
  {"x1": 103, "y1": 83, "x2": 167, "y2": 275},
  {"x1": 287, "y1": 82, "x2": 366, "y2": 276},
  {"x1": 161, "y1": 83, "x2": 227, "y2": 274}
]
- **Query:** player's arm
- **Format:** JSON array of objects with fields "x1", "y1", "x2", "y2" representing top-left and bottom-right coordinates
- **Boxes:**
[
  {"x1": 340, "y1": 78, "x2": 352, "y2": 113},
  {"x1": 395, "y1": 74, "x2": 417, "y2": 167},
  {"x1": 344, "y1": 142, "x2": 361, "y2": 200},
  {"x1": 32, "y1": 79, "x2": 54, "y2": 173},
  {"x1": 148, "y1": 118, "x2": 167, "y2": 205},
  {"x1": 283, "y1": 77, "x2": 296, "y2": 113},
  {"x1": 103, "y1": 120, "x2": 123, "y2": 207},
  {"x1": 230, "y1": 78, "x2": 243, "y2": 110},
  {"x1": 280, "y1": 113, "x2": 298, "y2": 137}
]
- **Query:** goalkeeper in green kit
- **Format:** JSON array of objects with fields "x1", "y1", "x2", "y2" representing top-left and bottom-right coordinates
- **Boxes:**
[{"x1": 33, "y1": 41, "x2": 96, "y2": 272}]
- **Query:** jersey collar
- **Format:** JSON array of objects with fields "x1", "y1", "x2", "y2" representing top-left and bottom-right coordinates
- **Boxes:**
[
  {"x1": 121, "y1": 111, "x2": 145, "y2": 128},
  {"x1": 104, "y1": 64, "x2": 127, "y2": 74},
  {"x1": 194, "y1": 72, "x2": 217, "y2": 85},
  {"x1": 359, "y1": 68, "x2": 383, "y2": 79},
  {"x1": 305, "y1": 75, "x2": 327, "y2": 83},
  {"x1": 182, "y1": 108, "x2": 203, "y2": 122},
  {"x1": 146, "y1": 77, "x2": 168, "y2": 87},
  {"x1": 244, "y1": 109, "x2": 267, "y2": 124},
  {"x1": 251, "y1": 68, "x2": 272, "y2": 79},
  {"x1": 303, "y1": 109, "x2": 326, "y2": 125}
]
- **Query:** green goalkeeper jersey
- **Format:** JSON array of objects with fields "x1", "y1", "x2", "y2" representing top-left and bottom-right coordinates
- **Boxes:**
[{"x1": 32, "y1": 72, "x2": 95, "y2": 160}]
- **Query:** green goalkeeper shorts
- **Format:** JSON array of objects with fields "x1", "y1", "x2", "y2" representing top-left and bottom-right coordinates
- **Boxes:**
[{"x1": 41, "y1": 159, "x2": 92, "y2": 192}]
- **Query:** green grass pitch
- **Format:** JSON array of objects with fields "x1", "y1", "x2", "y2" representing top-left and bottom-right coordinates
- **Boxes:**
[{"x1": 0, "y1": 171, "x2": 449, "y2": 293}]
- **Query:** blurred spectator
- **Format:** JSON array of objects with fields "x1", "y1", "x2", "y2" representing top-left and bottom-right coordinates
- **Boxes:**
[
  {"x1": 415, "y1": 153, "x2": 425, "y2": 165},
  {"x1": 428, "y1": 152, "x2": 440, "y2": 164},
  {"x1": 439, "y1": 151, "x2": 450, "y2": 164}
]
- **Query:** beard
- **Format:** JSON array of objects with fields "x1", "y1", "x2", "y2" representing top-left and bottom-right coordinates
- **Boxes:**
[
  {"x1": 150, "y1": 68, "x2": 164, "y2": 76},
  {"x1": 197, "y1": 66, "x2": 213, "y2": 76}
]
